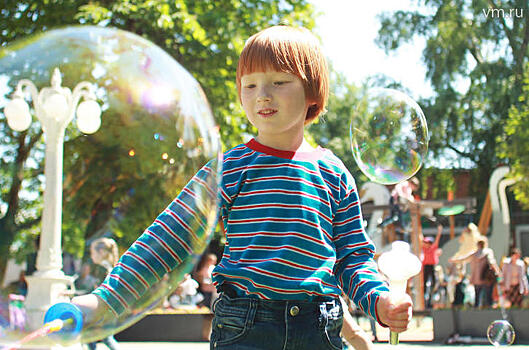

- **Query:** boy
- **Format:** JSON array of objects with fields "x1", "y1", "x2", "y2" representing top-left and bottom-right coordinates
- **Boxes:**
[{"x1": 72, "y1": 26, "x2": 412, "y2": 349}]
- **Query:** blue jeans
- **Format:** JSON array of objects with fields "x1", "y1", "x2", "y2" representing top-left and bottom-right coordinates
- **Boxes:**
[{"x1": 210, "y1": 293, "x2": 343, "y2": 349}]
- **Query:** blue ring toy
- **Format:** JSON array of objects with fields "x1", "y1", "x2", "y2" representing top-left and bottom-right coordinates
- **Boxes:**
[{"x1": 44, "y1": 303, "x2": 84, "y2": 340}]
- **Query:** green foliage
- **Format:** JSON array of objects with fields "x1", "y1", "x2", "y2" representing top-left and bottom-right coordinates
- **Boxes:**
[
  {"x1": 419, "y1": 167, "x2": 455, "y2": 200},
  {"x1": 498, "y1": 63, "x2": 529, "y2": 209},
  {"x1": 376, "y1": 0, "x2": 529, "y2": 200}
]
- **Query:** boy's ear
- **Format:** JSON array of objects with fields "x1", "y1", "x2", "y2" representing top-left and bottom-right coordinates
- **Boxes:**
[
  {"x1": 307, "y1": 102, "x2": 317, "y2": 110},
  {"x1": 305, "y1": 103, "x2": 320, "y2": 124}
]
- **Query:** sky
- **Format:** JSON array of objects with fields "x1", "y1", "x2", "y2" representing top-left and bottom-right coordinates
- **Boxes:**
[
  {"x1": 311, "y1": 1, "x2": 471, "y2": 169},
  {"x1": 312, "y1": 0, "x2": 434, "y2": 101}
]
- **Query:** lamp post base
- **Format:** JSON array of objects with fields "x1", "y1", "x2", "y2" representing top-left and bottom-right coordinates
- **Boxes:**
[
  {"x1": 22, "y1": 273, "x2": 83, "y2": 350},
  {"x1": 24, "y1": 273, "x2": 75, "y2": 331}
]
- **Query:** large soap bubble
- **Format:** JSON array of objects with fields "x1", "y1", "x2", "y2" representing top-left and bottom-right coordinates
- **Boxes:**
[
  {"x1": 0, "y1": 26, "x2": 221, "y2": 347},
  {"x1": 487, "y1": 320, "x2": 515, "y2": 346},
  {"x1": 350, "y1": 88, "x2": 429, "y2": 184}
]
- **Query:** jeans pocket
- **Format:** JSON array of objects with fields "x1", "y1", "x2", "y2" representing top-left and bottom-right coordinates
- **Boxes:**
[
  {"x1": 320, "y1": 314, "x2": 343, "y2": 350},
  {"x1": 211, "y1": 313, "x2": 249, "y2": 346}
]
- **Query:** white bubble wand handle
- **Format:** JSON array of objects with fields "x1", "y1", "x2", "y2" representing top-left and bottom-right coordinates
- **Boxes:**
[
  {"x1": 377, "y1": 241, "x2": 421, "y2": 346},
  {"x1": 388, "y1": 280, "x2": 408, "y2": 345}
]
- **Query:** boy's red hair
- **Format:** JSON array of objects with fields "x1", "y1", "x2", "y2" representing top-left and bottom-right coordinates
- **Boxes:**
[{"x1": 236, "y1": 25, "x2": 329, "y2": 124}]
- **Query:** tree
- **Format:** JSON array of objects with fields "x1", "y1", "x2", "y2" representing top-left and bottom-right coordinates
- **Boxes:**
[
  {"x1": 498, "y1": 63, "x2": 529, "y2": 209},
  {"x1": 0, "y1": 0, "x2": 315, "y2": 279},
  {"x1": 376, "y1": 0, "x2": 529, "y2": 206}
]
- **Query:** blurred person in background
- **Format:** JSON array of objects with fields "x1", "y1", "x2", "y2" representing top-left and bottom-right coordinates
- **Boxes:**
[
  {"x1": 420, "y1": 224, "x2": 443, "y2": 308},
  {"x1": 501, "y1": 248, "x2": 529, "y2": 307},
  {"x1": 449, "y1": 232, "x2": 499, "y2": 308},
  {"x1": 87, "y1": 238, "x2": 120, "y2": 350},
  {"x1": 195, "y1": 253, "x2": 218, "y2": 309}
]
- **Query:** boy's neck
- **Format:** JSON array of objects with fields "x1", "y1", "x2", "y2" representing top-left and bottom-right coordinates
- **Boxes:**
[{"x1": 255, "y1": 133, "x2": 314, "y2": 152}]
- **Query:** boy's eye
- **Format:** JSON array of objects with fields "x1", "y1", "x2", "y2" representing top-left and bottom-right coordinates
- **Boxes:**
[
  {"x1": 244, "y1": 84, "x2": 256, "y2": 89},
  {"x1": 274, "y1": 81, "x2": 287, "y2": 86}
]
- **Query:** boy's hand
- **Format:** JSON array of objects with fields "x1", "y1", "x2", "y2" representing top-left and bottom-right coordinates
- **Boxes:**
[
  {"x1": 71, "y1": 293, "x2": 111, "y2": 326},
  {"x1": 376, "y1": 292, "x2": 413, "y2": 333}
]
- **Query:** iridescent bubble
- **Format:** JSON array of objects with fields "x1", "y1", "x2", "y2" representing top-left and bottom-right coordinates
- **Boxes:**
[
  {"x1": 487, "y1": 320, "x2": 515, "y2": 346},
  {"x1": 350, "y1": 88, "x2": 429, "y2": 184},
  {"x1": 0, "y1": 26, "x2": 221, "y2": 347}
]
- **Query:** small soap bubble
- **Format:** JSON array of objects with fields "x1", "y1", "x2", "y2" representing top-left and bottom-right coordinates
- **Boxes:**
[
  {"x1": 350, "y1": 88, "x2": 429, "y2": 184},
  {"x1": 0, "y1": 26, "x2": 221, "y2": 347},
  {"x1": 487, "y1": 320, "x2": 515, "y2": 346}
]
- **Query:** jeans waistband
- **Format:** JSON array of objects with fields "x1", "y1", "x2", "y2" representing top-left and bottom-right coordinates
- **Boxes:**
[{"x1": 213, "y1": 291, "x2": 342, "y2": 323}]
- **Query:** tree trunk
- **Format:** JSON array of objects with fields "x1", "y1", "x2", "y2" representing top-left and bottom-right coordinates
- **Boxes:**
[{"x1": 0, "y1": 217, "x2": 17, "y2": 283}]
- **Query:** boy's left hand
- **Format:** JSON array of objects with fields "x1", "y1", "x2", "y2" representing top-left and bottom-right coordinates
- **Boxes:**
[{"x1": 376, "y1": 292, "x2": 413, "y2": 333}]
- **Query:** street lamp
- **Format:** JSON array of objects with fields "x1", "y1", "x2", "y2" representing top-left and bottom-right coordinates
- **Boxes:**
[{"x1": 3, "y1": 67, "x2": 101, "y2": 330}]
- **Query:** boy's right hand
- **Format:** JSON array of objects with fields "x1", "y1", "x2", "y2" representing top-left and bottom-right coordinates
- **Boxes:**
[
  {"x1": 71, "y1": 293, "x2": 110, "y2": 326},
  {"x1": 376, "y1": 292, "x2": 413, "y2": 333}
]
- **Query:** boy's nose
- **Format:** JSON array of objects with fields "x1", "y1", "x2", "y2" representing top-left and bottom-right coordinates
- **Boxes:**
[
  {"x1": 257, "y1": 95, "x2": 271, "y2": 102},
  {"x1": 256, "y1": 86, "x2": 272, "y2": 102}
]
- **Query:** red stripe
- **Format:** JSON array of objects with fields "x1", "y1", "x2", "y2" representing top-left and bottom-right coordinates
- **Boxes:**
[
  {"x1": 157, "y1": 215, "x2": 193, "y2": 253},
  {"x1": 351, "y1": 279, "x2": 369, "y2": 301},
  {"x1": 173, "y1": 194, "x2": 207, "y2": 234},
  {"x1": 229, "y1": 216, "x2": 318, "y2": 228},
  {"x1": 125, "y1": 251, "x2": 161, "y2": 280},
  {"x1": 244, "y1": 175, "x2": 331, "y2": 193},
  {"x1": 337, "y1": 199, "x2": 360, "y2": 213},
  {"x1": 238, "y1": 188, "x2": 330, "y2": 206},
  {"x1": 334, "y1": 214, "x2": 361, "y2": 227},
  {"x1": 100, "y1": 283, "x2": 128, "y2": 309},
  {"x1": 193, "y1": 175, "x2": 216, "y2": 200},
  {"x1": 333, "y1": 228, "x2": 364, "y2": 242},
  {"x1": 229, "y1": 244, "x2": 330, "y2": 261},
  {"x1": 135, "y1": 241, "x2": 171, "y2": 272},
  {"x1": 232, "y1": 203, "x2": 332, "y2": 224},
  {"x1": 147, "y1": 229, "x2": 183, "y2": 264},
  {"x1": 109, "y1": 274, "x2": 140, "y2": 299},
  {"x1": 116, "y1": 262, "x2": 149, "y2": 288},
  {"x1": 244, "y1": 266, "x2": 336, "y2": 289},
  {"x1": 229, "y1": 231, "x2": 328, "y2": 246},
  {"x1": 336, "y1": 241, "x2": 373, "y2": 253},
  {"x1": 229, "y1": 257, "x2": 333, "y2": 273},
  {"x1": 224, "y1": 150, "x2": 256, "y2": 162},
  {"x1": 175, "y1": 191, "x2": 205, "y2": 235},
  {"x1": 228, "y1": 217, "x2": 332, "y2": 241},
  {"x1": 229, "y1": 281, "x2": 268, "y2": 299}
]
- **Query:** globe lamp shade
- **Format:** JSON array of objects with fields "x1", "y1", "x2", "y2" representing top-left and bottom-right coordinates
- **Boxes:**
[
  {"x1": 4, "y1": 98, "x2": 32, "y2": 131},
  {"x1": 76, "y1": 100, "x2": 101, "y2": 134}
]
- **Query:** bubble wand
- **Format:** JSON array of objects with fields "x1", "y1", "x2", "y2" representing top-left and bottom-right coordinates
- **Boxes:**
[
  {"x1": 0, "y1": 303, "x2": 83, "y2": 350},
  {"x1": 1, "y1": 318, "x2": 72, "y2": 350},
  {"x1": 377, "y1": 241, "x2": 421, "y2": 345}
]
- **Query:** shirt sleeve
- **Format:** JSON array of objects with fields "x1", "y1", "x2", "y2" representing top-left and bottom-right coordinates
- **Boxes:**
[
  {"x1": 92, "y1": 160, "x2": 219, "y2": 316},
  {"x1": 333, "y1": 175, "x2": 390, "y2": 324}
]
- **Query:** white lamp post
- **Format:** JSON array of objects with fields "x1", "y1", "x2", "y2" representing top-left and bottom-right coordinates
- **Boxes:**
[{"x1": 3, "y1": 67, "x2": 101, "y2": 330}]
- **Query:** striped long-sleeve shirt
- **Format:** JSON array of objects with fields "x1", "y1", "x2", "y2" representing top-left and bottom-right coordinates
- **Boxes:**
[{"x1": 93, "y1": 139, "x2": 389, "y2": 322}]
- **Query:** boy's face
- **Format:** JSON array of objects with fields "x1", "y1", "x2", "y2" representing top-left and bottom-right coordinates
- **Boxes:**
[{"x1": 240, "y1": 70, "x2": 310, "y2": 141}]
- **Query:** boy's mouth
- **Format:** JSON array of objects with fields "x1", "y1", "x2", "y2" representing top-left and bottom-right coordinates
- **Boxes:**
[{"x1": 257, "y1": 109, "x2": 277, "y2": 117}]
